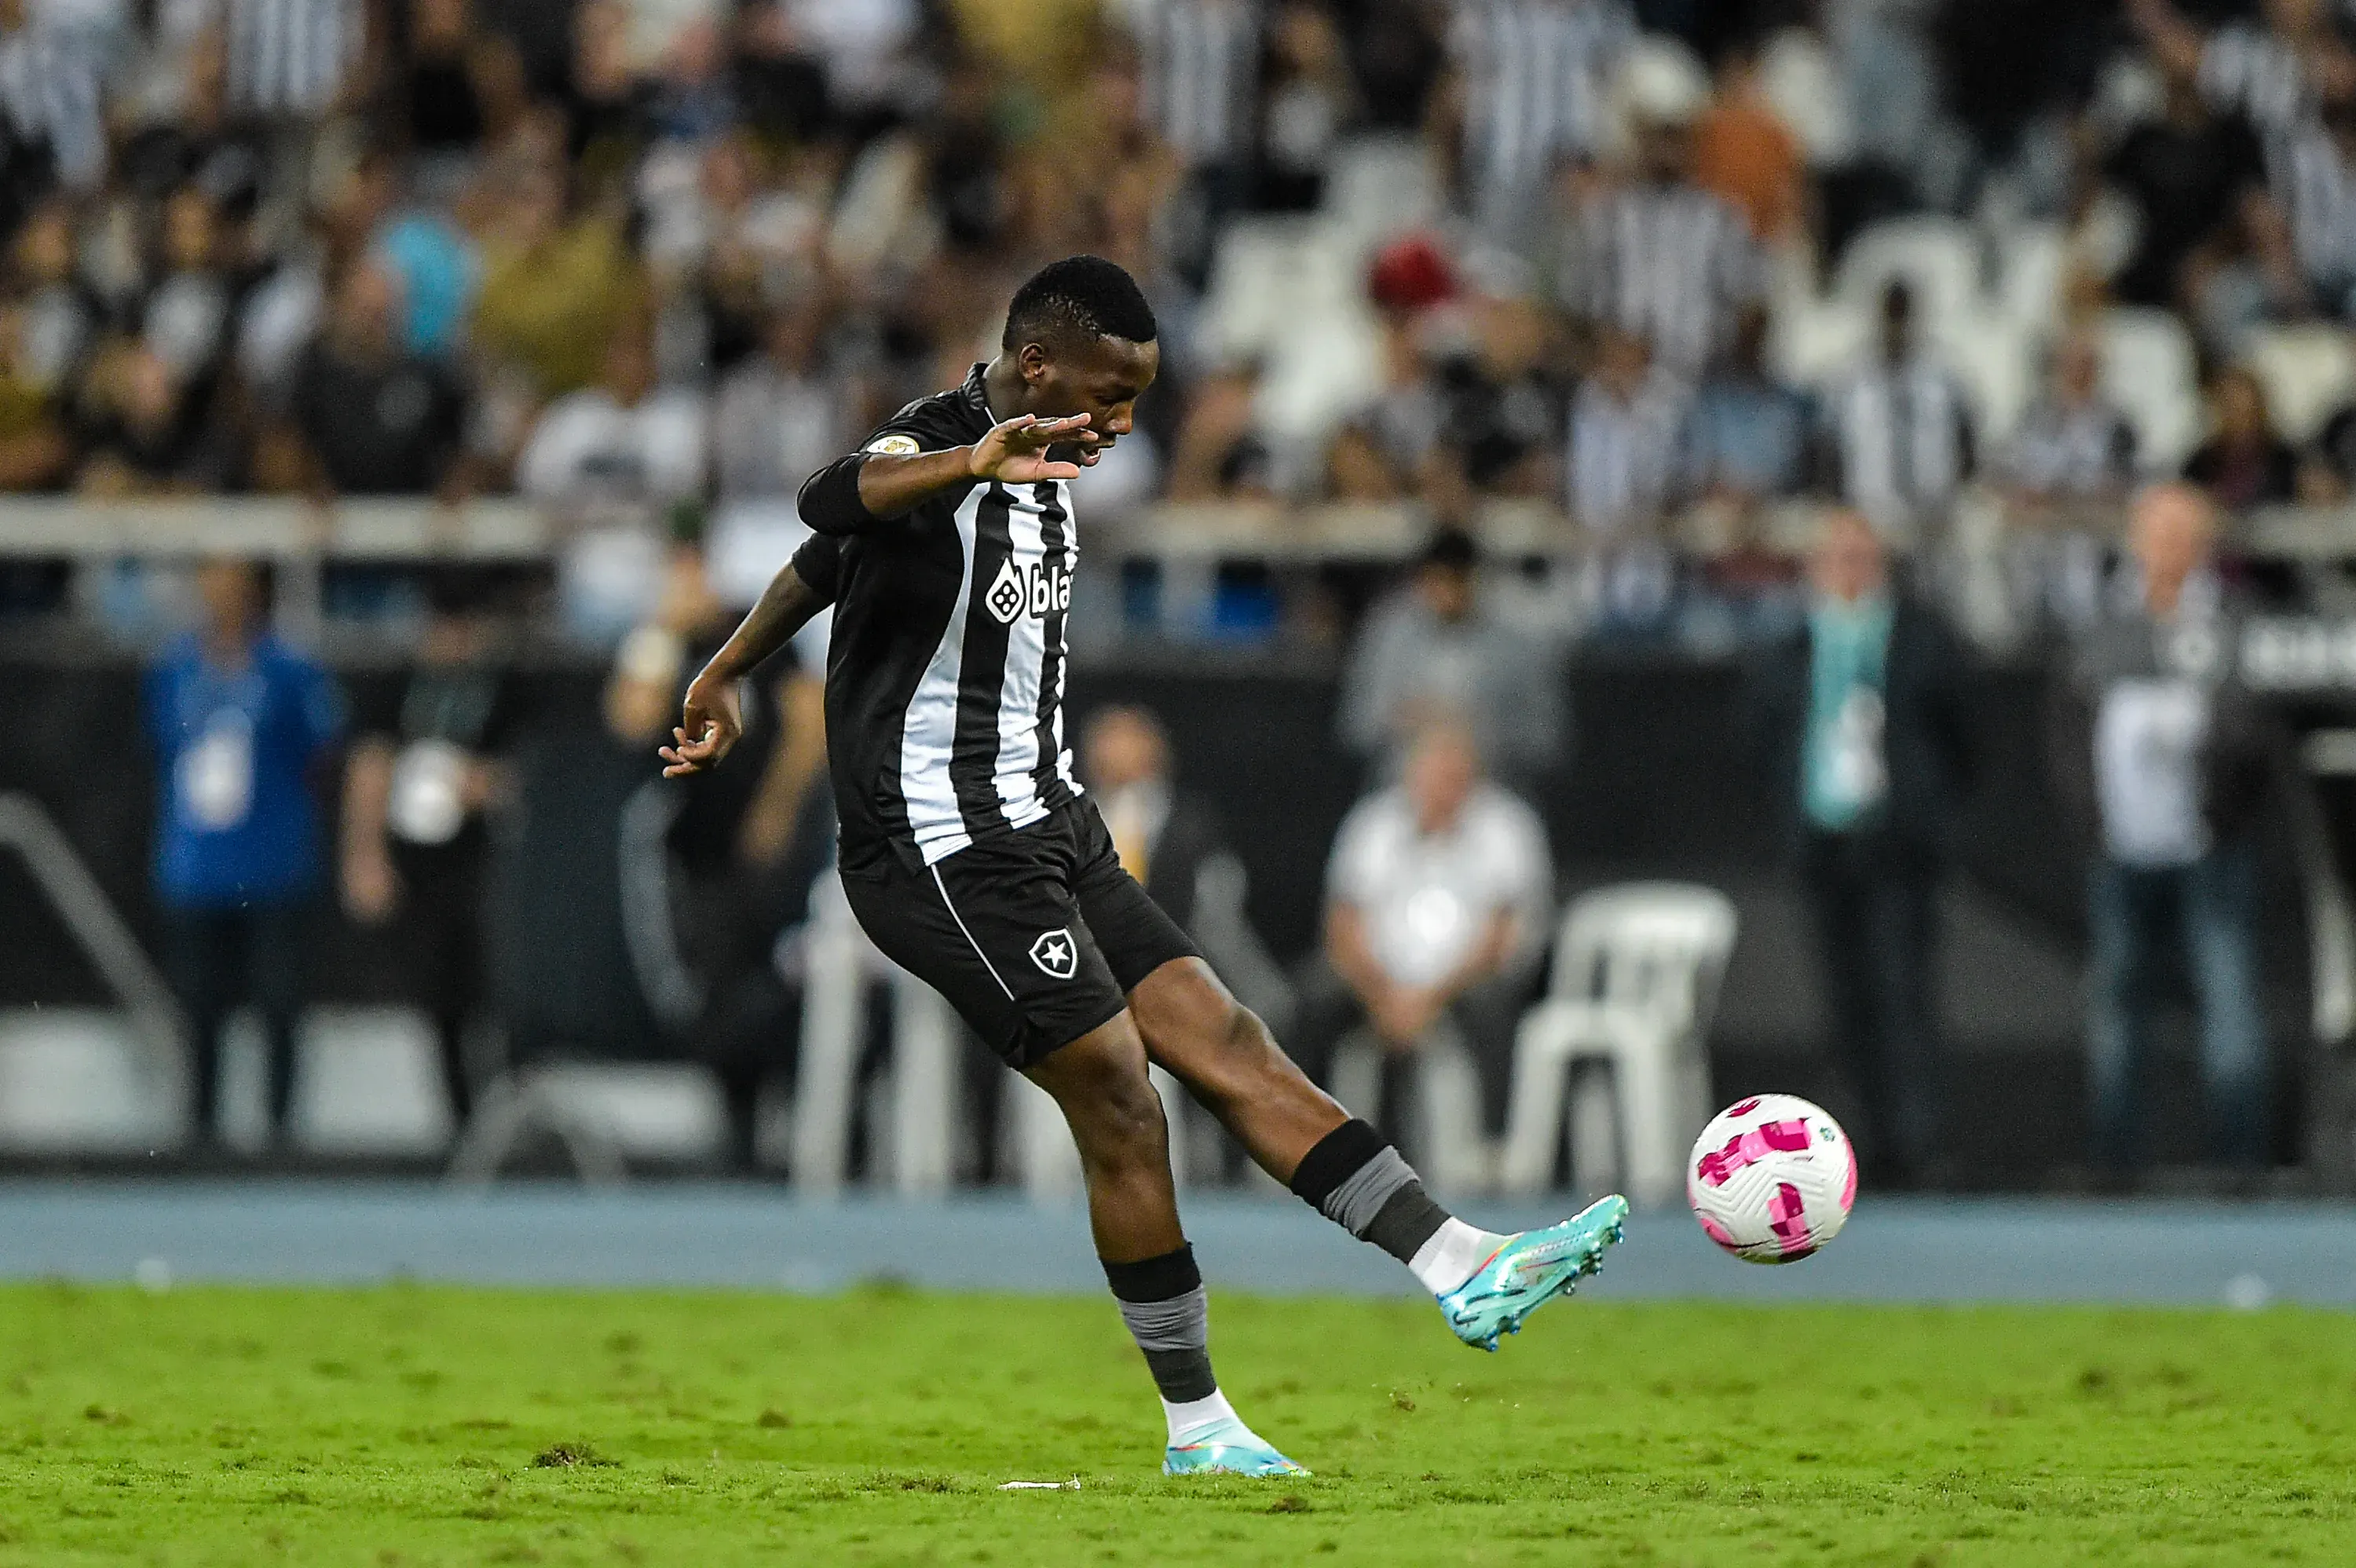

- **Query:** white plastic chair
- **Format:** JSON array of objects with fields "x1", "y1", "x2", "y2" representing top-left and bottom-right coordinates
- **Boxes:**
[
  {"x1": 1835, "y1": 217, "x2": 1983, "y2": 335},
  {"x1": 1768, "y1": 295, "x2": 1871, "y2": 391},
  {"x1": 2099, "y1": 308, "x2": 2201, "y2": 473},
  {"x1": 1322, "y1": 133, "x2": 1442, "y2": 256},
  {"x1": 1934, "y1": 310, "x2": 2034, "y2": 447},
  {"x1": 2243, "y1": 326, "x2": 2356, "y2": 445},
  {"x1": 1499, "y1": 883, "x2": 1738, "y2": 1206},
  {"x1": 1994, "y1": 221, "x2": 2067, "y2": 338}
]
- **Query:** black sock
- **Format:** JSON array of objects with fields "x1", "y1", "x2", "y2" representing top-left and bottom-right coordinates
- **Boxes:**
[
  {"x1": 1103, "y1": 1245, "x2": 1217, "y2": 1404},
  {"x1": 1290, "y1": 1118, "x2": 1453, "y2": 1265}
]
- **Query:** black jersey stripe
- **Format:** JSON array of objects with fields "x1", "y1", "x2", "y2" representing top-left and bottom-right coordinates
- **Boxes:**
[
  {"x1": 1029, "y1": 481, "x2": 1072, "y2": 810},
  {"x1": 949, "y1": 482, "x2": 1017, "y2": 841}
]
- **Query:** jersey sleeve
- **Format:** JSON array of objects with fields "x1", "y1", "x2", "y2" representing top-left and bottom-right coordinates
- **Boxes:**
[
  {"x1": 796, "y1": 395, "x2": 981, "y2": 536},
  {"x1": 788, "y1": 530, "x2": 844, "y2": 604}
]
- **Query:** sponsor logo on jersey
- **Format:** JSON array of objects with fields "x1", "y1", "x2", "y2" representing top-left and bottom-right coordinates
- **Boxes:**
[
  {"x1": 1030, "y1": 928, "x2": 1078, "y2": 979},
  {"x1": 865, "y1": 433, "x2": 922, "y2": 456},
  {"x1": 982, "y1": 558, "x2": 1073, "y2": 626}
]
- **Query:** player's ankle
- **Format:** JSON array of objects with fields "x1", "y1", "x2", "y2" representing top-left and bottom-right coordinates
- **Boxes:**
[
  {"x1": 1410, "y1": 1216, "x2": 1509, "y2": 1296},
  {"x1": 1162, "y1": 1387, "x2": 1249, "y2": 1448}
]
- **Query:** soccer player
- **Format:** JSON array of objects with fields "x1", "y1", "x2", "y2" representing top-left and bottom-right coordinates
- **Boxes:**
[{"x1": 661, "y1": 255, "x2": 1626, "y2": 1478}]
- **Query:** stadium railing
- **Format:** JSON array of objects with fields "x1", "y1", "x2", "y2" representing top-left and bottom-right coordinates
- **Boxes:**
[{"x1": 0, "y1": 495, "x2": 2351, "y2": 568}]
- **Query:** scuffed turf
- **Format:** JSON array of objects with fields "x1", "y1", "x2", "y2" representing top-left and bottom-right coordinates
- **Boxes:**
[{"x1": 1, "y1": 1282, "x2": 2351, "y2": 1564}]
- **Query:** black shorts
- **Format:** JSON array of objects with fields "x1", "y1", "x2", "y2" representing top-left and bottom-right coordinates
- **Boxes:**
[{"x1": 838, "y1": 799, "x2": 1200, "y2": 1069}]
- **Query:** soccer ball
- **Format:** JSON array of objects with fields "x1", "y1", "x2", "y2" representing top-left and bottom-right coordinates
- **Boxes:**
[{"x1": 1686, "y1": 1095, "x2": 1856, "y2": 1264}]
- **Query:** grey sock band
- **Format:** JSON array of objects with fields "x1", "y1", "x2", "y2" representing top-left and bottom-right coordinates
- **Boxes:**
[
  {"x1": 1116, "y1": 1285, "x2": 1209, "y2": 1353},
  {"x1": 1118, "y1": 1285, "x2": 1216, "y2": 1405},
  {"x1": 1320, "y1": 1145, "x2": 1421, "y2": 1236}
]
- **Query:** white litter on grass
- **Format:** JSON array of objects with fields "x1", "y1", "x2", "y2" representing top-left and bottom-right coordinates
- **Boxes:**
[
  {"x1": 2224, "y1": 1273, "x2": 2272, "y2": 1311},
  {"x1": 997, "y1": 1478, "x2": 1081, "y2": 1491}
]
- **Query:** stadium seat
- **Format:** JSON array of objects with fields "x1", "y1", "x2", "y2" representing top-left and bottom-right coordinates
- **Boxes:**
[
  {"x1": 1768, "y1": 295, "x2": 1872, "y2": 389},
  {"x1": 1835, "y1": 217, "x2": 1984, "y2": 334},
  {"x1": 2098, "y1": 309, "x2": 2203, "y2": 474},
  {"x1": 1498, "y1": 883, "x2": 1738, "y2": 1206},
  {"x1": 289, "y1": 1007, "x2": 453, "y2": 1155},
  {"x1": 1936, "y1": 311, "x2": 2035, "y2": 446},
  {"x1": 446, "y1": 1064, "x2": 730, "y2": 1185},
  {"x1": 1201, "y1": 217, "x2": 1383, "y2": 454},
  {"x1": 1322, "y1": 133, "x2": 1443, "y2": 256},
  {"x1": 2243, "y1": 327, "x2": 2356, "y2": 446},
  {"x1": 0, "y1": 1007, "x2": 158, "y2": 1153},
  {"x1": 1994, "y1": 221, "x2": 2067, "y2": 338},
  {"x1": 1200, "y1": 217, "x2": 1324, "y2": 364}
]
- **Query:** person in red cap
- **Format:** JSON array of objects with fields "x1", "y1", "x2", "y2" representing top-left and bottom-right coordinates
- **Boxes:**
[{"x1": 1328, "y1": 235, "x2": 1459, "y2": 499}]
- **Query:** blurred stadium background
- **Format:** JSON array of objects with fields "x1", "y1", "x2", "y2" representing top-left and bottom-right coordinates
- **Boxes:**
[{"x1": 3, "y1": 0, "x2": 2356, "y2": 1297}]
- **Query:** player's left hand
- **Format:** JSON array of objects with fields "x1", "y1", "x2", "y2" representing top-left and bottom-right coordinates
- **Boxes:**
[{"x1": 661, "y1": 671, "x2": 743, "y2": 777}]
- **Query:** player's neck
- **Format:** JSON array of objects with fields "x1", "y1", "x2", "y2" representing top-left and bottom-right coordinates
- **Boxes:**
[{"x1": 980, "y1": 354, "x2": 1030, "y2": 422}]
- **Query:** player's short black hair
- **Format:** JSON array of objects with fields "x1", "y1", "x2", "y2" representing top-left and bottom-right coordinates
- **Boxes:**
[{"x1": 1004, "y1": 255, "x2": 1158, "y2": 352}]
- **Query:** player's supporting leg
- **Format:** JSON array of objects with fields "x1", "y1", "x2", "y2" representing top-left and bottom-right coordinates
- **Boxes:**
[
  {"x1": 1127, "y1": 957, "x2": 1626, "y2": 1350},
  {"x1": 1025, "y1": 1014, "x2": 1304, "y2": 1476}
]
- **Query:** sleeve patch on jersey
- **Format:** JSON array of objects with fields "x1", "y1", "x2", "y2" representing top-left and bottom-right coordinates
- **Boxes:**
[{"x1": 865, "y1": 433, "x2": 922, "y2": 456}]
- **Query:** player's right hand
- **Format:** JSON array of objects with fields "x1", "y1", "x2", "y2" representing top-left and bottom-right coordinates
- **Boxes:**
[
  {"x1": 969, "y1": 413, "x2": 1091, "y2": 484},
  {"x1": 661, "y1": 671, "x2": 743, "y2": 777}
]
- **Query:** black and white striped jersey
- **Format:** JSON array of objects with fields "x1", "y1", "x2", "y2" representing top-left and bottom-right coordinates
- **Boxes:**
[
  {"x1": 0, "y1": 20, "x2": 107, "y2": 188},
  {"x1": 790, "y1": 364, "x2": 1083, "y2": 875},
  {"x1": 225, "y1": 0, "x2": 359, "y2": 115},
  {"x1": 1451, "y1": 0, "x2": 1636, "y2": 216},
  {"x1": 1568, "y1": 180, "x2": 1764, "y2": 376}
]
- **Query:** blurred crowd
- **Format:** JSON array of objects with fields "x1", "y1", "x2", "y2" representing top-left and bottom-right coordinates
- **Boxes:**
[
  {"x1": 137, "y1": 484, "x2": 2289, "y2": 1191},
  {"x1": 10, "y1": 1, "x2": 2356, "y2": 635},
  {"x1": 1, "y1": 0, "x2": 2325, "y2": 1186}
]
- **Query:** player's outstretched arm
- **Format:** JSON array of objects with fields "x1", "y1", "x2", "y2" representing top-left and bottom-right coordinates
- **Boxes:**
[
  {"x1": 798, "y1": 414, "x2": 1095, "y2": 535},
  {"x1": 660, "y1": 561, "x2": 829, "y2": 777}
]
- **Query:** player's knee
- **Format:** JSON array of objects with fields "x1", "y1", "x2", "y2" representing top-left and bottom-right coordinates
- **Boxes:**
[
  {"x1": 1073, "y1": 1065, "x2": 1167, "y2": 1168},
  {"x1": 1037, "y1": 1027, "x2": 1166, "y2": 1161},
  {"x1": 1148, "y1": 959, "x2": 1261, "y2": 1058}
]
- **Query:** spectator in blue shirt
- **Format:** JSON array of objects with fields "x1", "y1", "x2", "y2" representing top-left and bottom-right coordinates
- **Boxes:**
[
  {"x1": 145, "y1": 559, "x2": 345, "y2": 1151},
  {"x1": 1682, "y1": 305, "x2": 1811, "y2": 506}
]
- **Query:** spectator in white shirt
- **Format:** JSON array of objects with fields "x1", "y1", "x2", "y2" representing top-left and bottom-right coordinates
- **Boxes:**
[
  {"x1": 518, "y1": 320, "x2": 708, "y2": 642},
  {"x1": 518, "y1": 319, "x2": 708, "y2": 516},
  {"x1": 1304, "y1": 720, "x2": 1553, "y2": 1140},
  {"x1": 2053, "y1": 484, "x2": 2277, "y2": 1177},
  {"x1": 703, "y1": 298, "x2": 855, "y2": 610}
]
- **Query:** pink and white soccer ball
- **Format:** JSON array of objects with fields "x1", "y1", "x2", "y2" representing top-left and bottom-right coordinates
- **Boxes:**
[{"x1": 1686, "y1": 1094, "x2": 1857, "y2": 1263}]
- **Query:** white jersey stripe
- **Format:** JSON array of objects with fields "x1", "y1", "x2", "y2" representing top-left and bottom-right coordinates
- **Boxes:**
[
  {"x1": 993, "y1": 497, "x2": 1048, "y2": 822},
  {"x1": 905, "y1": 487, "x2": 985, "y2": 864}
]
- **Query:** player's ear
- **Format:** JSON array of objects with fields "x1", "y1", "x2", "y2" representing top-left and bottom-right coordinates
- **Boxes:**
[{"x1": 1018, "y1": 342, "x2": 1052, "y2": 386}]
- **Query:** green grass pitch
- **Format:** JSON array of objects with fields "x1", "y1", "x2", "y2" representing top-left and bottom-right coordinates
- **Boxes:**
[{"x1": 1, "y1": 1283, "x2": 2351, "y2": 1566}]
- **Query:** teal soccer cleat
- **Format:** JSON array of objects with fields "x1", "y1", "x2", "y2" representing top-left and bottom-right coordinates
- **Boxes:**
[
  {"x1": 1436, "y1": 1195, "x2": 1630, "y2": 1351},
  {"x1": 1162, "y1": 1423, "x2": 1311, "y2": 1478}
]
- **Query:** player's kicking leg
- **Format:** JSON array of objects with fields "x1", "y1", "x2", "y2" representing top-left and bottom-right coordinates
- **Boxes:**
[
  {"x1": 839, "y1": 823, "x2": 1306, "y2": 1477},
  {"x1": 1124, "y1": 956, "x2": 1627, "y2": 1351},
  {"x1": 1024, "y1": 1012, "x2": 1307, "y2": 1477}
]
